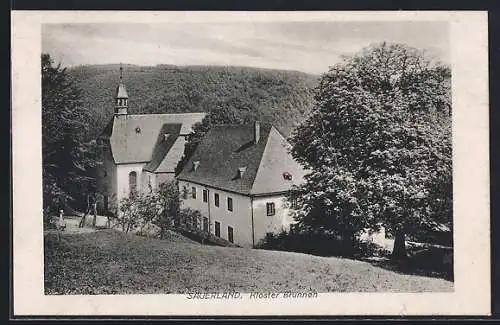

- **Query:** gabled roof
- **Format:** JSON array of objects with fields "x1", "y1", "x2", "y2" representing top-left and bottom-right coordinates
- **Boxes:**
[
  {"x1": 102, "y1": 113, "x2": 206, "y2": 164},
  {"x1": 250, "y1": 127, "x2": 307, "y2": 194},
  {"x1": 177, "y1": 123, "x2": 306, "y2": 196},
  {"x1": 153, "y1": 137, "x2": 187, "y2": 173},
  {"x1": 143, "y1": 123, "x2": 182, "y2": 172}
]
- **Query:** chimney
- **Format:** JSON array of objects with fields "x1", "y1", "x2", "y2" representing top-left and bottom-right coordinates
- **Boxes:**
[
  {"x1": 193, "y1": 160, "x2": 200, "y2": 171},
  {"x1": 237, "y1": 167, "x2": 247, "y2": 178},
  {"x1": 253, "y1": 121, "x2": 260, "y2": 144}
]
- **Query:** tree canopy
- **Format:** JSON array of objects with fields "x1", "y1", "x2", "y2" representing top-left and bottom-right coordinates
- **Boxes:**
[
  {"x1": 64, "y1": 63, "x2": 317, "y2": 176},
  {"x1": 289, "y1": 42, "x2": 452, "y2": 258},
  {"x1": 42, "y1": 53, "x2": 99, "y2": 217},
  {"x1": 67, "y1": 64, "x2": 317, "y2": 141}
]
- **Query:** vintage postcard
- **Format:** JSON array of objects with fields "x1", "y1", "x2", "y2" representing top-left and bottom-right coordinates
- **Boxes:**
[{"x1": 11, "y1": 11, "x2": 490, "y2": 316}]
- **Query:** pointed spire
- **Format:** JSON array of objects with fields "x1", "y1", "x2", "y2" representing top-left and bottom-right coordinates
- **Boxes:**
[{"x1": 115, "y1": 63, "x2": 128, "y2": 116}]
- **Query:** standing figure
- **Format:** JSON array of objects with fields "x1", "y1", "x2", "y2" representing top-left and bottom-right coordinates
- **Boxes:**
[
  {"x1": 56, "y1": 209, "x2": 66, "y2": 242},
  {"x1": 79, "y1": 192, "x2": 98, "y2": 228}
]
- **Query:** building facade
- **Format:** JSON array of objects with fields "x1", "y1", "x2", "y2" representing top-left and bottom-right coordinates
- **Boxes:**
[
  {"x1": 95, "y1": 66, "x2": 206, "y2": 214},
  {"x1": 177, "y1": 122, "x2": 307, "y2": 247}
]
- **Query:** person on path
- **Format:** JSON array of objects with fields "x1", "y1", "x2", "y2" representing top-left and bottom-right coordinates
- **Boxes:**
[
  {"x1": 79, "y1": 192, "x2": 98, "y2": 228},
  {"x1": 56, "y1": 209, "x2": 66, "y2": 242}
]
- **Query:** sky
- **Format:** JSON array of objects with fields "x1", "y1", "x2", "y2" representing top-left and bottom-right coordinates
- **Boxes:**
[{"x1": 42, "y1": 21, "x2": 449, "y2": 75}]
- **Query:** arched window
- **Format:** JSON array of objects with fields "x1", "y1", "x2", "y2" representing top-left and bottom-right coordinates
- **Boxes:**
[{"x1": 129, "y1": 171, "x2": 137, "y2": 197}]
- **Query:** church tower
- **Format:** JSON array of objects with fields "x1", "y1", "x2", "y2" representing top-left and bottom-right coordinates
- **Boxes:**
[{"x1": 115, "y1": 64, "x2": 129, "y2": 115}]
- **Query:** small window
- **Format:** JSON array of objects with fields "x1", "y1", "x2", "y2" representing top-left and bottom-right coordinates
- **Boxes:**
[
  {"x1": 203, "y1": 189, "x2": 208, "y2": 203},
  {"x1": 266, "y1": 202, "x2": 275, "y2": 216},
  {"x1": 215, "y1": 221, "x2": 220, "y2": 237},
  {"x1": 227, "y1": 197, "x2": 233, "y2": 212},
  {"x1": 214, "y1": 193, "x2": 220, "y2": 207},
  {"x1": 283, "y1": 172, "x2": 293, "y2": 180},
  {"x1": 182, "y1": 186, "x2": 188, "y2": 199},
  {"x1": 129, "y1": 171, "x2": 137, "y2": 198},
  {"x1": 203, "y1": 217, "x2": 209, "y2": 232},
  {"x1": 135, "y1": 127, "x2": 141, "y2": 134},
  {"x1": 191, "y1": 186, "x2": 197, "y2": 199},
  {"x1": 228, "y1": 226, "x2": 234, "y2": 243},
  {"x1": 103, "y1": 170, "x2": 107, "y2": 177}
]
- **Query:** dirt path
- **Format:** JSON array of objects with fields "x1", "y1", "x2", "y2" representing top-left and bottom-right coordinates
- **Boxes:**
[{"x1": 45, "y1": 215, "x2": 110, "y2": 235}]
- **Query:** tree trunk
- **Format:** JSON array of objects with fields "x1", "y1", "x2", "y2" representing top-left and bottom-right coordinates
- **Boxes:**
[
  {"x1": 79, "y1": 206, "x2": 90, "y2": 228},
  {"x1": 78, "y1": 214, "x2": 87, "y2": 228},
  {"x1": 392, "y1": 230, "x2": 407, "y2": 260},
  {"x1": 92, "y1": 204, "x2": 97, "y2": 228},
  {"x1": 342, "y1": 231, "x2": 356, "y2": 257}
]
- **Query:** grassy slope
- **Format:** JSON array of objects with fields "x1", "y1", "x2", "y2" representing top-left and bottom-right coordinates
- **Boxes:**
[
  {"x1": 67, "y1": 64, "x2": 319, "y2": 140},
  {"x1": 44, "y1": 230, "x2": 453, "y2": 294}
]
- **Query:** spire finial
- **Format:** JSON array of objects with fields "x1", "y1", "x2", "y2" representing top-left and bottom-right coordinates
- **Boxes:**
[{"x1": 119, "y1": 63, "x2": 123, "y2": 81}]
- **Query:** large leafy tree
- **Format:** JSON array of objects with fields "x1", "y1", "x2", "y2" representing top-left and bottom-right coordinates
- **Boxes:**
[
  {"x1": 42, "y1": 53, "x2": 98, "y2": 218},
  {"x1": 289, "y1": 42, "x2": 452, "y2": 259}
]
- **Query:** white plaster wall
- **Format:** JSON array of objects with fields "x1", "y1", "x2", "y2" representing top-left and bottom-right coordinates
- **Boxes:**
[
  {"x1": 116, "y1": 162, "x2": 147, "y2": 204},
  {"x1": 252, "y1": 195, "x2": 295, "y2": 246},
  {"x1": 156, "y1": 173, "x2": 176, "y2": 187},
  {"x1": 178, "y1": 180, "x2": 254, "y2": 247},
  {"x1": 141, "y1": 172, "x2": 176, "y2": 193},
  {"x1": 142, "y1": 171, "x2": 156, "y2": 193},
  {"x1": 359, "y1": 227, "x2": 394, "y2": 251}
]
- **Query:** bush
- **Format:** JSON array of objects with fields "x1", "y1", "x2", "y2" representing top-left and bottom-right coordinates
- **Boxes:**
[
  {"x1": 116, "y1": 180, "x2": 180, "y2": 237},
  {"x1": 257, "y1": 229, "x2": 388, "y2": 258},
  {"x1": 257, "y1": 230, "x2": 347, "y2": 257},
  {"x1": 176, "y1": 208, "x2": 204, "y2": 232},
  {"x1": 409, "y1": 230, "x2": 453, "y2": 247}
]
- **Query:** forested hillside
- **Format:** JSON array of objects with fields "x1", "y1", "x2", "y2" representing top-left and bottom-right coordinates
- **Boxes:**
[{"x1": 68, "y1": 64, "x2": 319, "y2": 140}]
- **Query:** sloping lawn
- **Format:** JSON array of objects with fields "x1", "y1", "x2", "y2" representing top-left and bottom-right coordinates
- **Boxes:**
[{"x1": 44, "y1": 230, "x2": 453, "y2": 294}]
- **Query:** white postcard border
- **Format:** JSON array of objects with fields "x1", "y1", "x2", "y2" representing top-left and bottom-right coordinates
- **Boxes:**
[{"x1": 11, "y1": 10, "x2": 490, "y2": 316}]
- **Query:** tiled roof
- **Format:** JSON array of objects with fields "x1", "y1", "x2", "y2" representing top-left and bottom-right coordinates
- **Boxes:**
[
  {"x1": 153, "y1": 137, "x2": 187, "y2": 173},
  {"x1": 143, "y1": 123, "x2": 182, "y2": 172},
  {"x1": 102, "y1": 113, "x2": 205, "y2": 164},
  {"x1": 177, "y1": 123, "x2": 306, "y2": 196}
]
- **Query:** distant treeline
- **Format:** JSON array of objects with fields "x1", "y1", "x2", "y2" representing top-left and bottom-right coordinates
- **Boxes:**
[{"x1": 68, "y1": 64, "x2": 319, "y2": 140}]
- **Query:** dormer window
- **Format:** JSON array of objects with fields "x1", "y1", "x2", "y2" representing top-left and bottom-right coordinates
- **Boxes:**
[
  {"x1": 283, "y1": 172, "x2": 292, "y2": 181},
  {"x1": 164, "y1": 134, "x2": 170, "y2": 142},
  {"x1": 135, "y1": 127, "x2": 141, "y2": 134},
  {"x1": 237, "y1": 167, "x2": 247, "y2": 178},
  {"x1": 193, "y1": 160, "x2": 200, "y2": 171}
]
